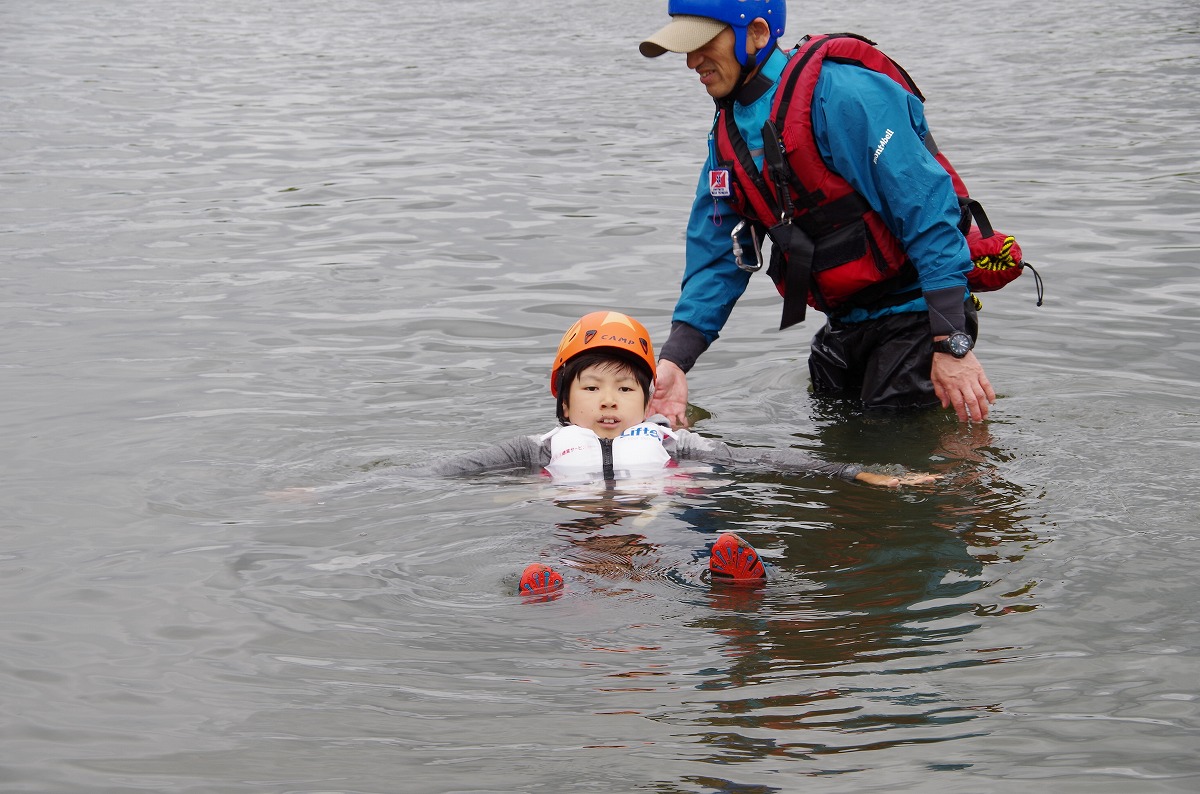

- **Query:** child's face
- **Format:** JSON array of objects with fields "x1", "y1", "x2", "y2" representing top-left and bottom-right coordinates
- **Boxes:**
[{"x1": 562, "y1": 362, "x2": 647, "y2": 439}]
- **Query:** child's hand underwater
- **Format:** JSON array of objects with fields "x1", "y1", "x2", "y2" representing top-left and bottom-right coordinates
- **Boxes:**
[{"x1": 855, "y1": 471, "x2": 943, "y2": 488}]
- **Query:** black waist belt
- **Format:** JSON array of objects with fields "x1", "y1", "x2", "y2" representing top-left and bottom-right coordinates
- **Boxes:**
[{"x1": 767, "y1": 221, "x2": 816, "y2": 330}]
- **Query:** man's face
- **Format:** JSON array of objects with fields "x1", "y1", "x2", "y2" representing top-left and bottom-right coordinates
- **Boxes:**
[{"x1": 685, "y1": 27, "x2": 742, "y2": 99}]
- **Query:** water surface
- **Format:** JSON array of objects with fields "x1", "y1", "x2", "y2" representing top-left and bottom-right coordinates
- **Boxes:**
[{"x1": 3, "y1": 0, "x2": 1199, "y2": 791}]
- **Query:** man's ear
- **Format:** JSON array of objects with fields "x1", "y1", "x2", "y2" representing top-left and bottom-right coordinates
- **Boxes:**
[{"x1": 747, "y1": 18, "x2": 771, "y2": 55}]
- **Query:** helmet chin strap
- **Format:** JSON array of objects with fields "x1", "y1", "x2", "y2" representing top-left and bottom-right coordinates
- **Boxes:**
[
  {"x1": 715, "y1": 48, "x2": 762, "y2": 103},
  {"x1": 738, "y1": 49, "x2": 760, "y2": 82}
]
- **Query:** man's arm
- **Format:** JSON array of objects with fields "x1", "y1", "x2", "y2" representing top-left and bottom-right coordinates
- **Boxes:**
[
  {"x1": 930, "y1": 349, "x2": 995, "y2": 422},
  {"x1": 649, "y1": 129, "x2": 758, "y2": 428},
  {"x1": 671, "y1": 174, "x2": 754, "y2": 349},
  {"x1": 646, "y1": 357, "x2": 690, "y2": 429},
  {"x1": 813, "y1": 64, "x2": 995, "y2": 421}
]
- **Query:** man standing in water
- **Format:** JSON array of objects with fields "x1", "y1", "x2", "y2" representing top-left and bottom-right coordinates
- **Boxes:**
[{"x1": 639, "y1": 1, "x2": 995, "y2": 426}]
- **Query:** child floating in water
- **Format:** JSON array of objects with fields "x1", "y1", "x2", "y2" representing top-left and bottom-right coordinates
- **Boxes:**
[{"x1": 423, "y1": 311, "x2": 938, "y2": 595}]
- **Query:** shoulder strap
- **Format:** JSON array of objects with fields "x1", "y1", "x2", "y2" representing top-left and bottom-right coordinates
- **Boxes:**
[{"x1": 718, "y1": 100, "x2": 781, "y2": 226}]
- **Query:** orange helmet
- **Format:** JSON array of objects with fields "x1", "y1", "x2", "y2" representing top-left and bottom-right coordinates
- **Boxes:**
[{"x1": 550, "y1": 311, "x2": 656, "y2": 397}]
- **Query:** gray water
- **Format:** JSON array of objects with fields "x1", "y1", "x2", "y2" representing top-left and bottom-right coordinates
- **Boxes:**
[{"x1": 3, "y1": 0, "x2": 1199, "y2": 791}]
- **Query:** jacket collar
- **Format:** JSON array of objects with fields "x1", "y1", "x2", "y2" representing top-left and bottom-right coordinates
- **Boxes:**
[{"x1": 731, "y1": 47, "x2": 787, "y2": 106}]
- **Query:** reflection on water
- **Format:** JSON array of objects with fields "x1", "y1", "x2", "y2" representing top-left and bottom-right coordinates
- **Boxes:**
[{"x1": 470, "y1": 409, "x2": 1046, "y2": 776}]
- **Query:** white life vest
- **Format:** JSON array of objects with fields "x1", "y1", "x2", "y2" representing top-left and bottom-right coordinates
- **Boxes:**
[{"x1": 541, "y1": 422, "x2": 677, "y2": 484}]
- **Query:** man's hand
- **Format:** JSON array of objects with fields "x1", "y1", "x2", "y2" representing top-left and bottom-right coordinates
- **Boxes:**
[
  {"x1": 931, "y1": 350, "x2": 996, "y2": 422},
  {"x1": 646, "y1": 359, "x2": 690, "y2": 429}
]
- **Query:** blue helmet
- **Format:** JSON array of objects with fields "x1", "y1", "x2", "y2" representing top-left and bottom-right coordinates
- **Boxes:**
[{"x1": 667, "y1": 0, "x2": 786, "y2": 67}]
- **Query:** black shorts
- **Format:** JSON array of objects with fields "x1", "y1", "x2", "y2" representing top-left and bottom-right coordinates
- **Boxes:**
[{"x1": 807, "y1": 305, "x2": 979, "y2": 410}]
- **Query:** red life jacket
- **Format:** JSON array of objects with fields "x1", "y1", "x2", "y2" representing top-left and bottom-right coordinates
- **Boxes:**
[{"x1": 713, "y1": 33, "x2": 979, "y2": 327}]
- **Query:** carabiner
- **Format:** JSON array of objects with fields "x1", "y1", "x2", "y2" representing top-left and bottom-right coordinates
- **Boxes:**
[{"x1": 731, "y1": 220, "x2": 764, "y2": 272}]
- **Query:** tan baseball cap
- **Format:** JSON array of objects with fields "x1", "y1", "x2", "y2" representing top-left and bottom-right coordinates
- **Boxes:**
[{"x1": 640, "y1": 15, "x2": 729, "y2": 58}]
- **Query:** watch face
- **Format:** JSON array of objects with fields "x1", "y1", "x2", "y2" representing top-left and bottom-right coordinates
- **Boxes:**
[{"x1": 948, "y1": 332, "x2": 972, "y2": 357}]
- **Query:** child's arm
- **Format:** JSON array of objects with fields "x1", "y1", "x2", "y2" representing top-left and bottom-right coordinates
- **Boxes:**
[
  {"x1": 854, "y1": 471, "x2": 942, "y2": 488},
  {"x1": 671, "y1": 430, "x2": 940, "y2": 487},
  {"x1": 413, "y1": 435, "x2": 547, "y2": 477}
]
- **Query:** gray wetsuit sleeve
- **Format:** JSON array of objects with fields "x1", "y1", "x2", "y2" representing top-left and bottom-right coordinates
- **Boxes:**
[
  {"x1": 671, "y1": 429, "x2": 863, "y2": 482},
  {"x1": 416, "y1": 435, "x2": 549, "y2": 477}
]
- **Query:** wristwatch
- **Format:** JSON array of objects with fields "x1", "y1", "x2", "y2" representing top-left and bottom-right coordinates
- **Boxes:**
[{"x1": 933, "y1": 331, "x2": 974, "y2": 358}]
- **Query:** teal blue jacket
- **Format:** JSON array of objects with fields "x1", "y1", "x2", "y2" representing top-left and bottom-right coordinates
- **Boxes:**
[{"x1": 665, "y1": 47, "x2": 971, "y2": 368}]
